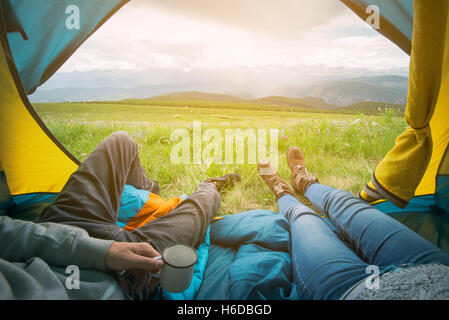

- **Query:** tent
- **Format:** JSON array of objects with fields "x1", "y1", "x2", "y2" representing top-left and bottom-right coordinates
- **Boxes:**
[
  {"x1": 344, "y1": 0, "x2": 449, "y2": 252},
  {"x1": 0, "y1": 0, "x2": 448, "y2": 298}
]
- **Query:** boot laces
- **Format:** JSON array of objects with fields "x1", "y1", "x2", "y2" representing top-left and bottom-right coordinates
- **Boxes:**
[
  {"x1": 267, "y1": 175, "x2": 288, "y2": 193},
  {"x1": 293, "y1": 165, "x2": 308, "y2": 177}
]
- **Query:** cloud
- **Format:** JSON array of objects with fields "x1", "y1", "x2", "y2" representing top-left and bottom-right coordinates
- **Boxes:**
[
  {"x1": 132, "y1": 0, "x2": 349, "y2": 39},
  {"x1": 57, "y1": 0, "x2": 409, "y2": 74}
]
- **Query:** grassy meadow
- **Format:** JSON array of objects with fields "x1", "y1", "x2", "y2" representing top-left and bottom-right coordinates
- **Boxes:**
[{"x1": 34, "y1": 101, "x2": 407, "y2": 215}]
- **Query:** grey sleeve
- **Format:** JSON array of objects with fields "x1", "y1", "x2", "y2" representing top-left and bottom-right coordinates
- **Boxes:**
[{"x1": 0, "y1": 216, "x2": 113, "y2": 271}]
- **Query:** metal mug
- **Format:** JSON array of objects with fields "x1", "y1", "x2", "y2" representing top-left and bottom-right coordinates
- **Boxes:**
[{"x1": 151, "y1": 243, "x2": 198, "y2": 293}]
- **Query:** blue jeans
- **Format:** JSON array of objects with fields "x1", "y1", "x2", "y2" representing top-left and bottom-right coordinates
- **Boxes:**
[{"x1": 278, "y1": 184, "x2": 449, "y2": 300}]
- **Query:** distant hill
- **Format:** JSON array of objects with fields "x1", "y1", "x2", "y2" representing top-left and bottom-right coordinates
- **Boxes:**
[
  {"x1": 94, "y1": 91, "x2": 404, "y2": 115},
  {"x1": 274, "y1": 75, "x2": 408, "y2": 106},
  {"x1": 118, "y1": 92, "x2": 337, "y2": 111},
  {"x1": 253, "y1": 96, "x2": 334, "y2": 110},
  {"x1": 150, "y1": 91, "x2": 243, "y2": 102}
]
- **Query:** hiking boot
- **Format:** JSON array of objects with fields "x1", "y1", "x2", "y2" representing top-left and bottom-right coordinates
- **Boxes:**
[
  {"x1": 287, "y1": 146, "x2": 318, "y2": 195},
  {"x1": 257, "y1": 160, "x2": 294, "y2": 200},
  {"x1": 144, "y1": 177, "x2": 160, "y2": 194},
  {"x1": 205, "y1": 173, "x2": 241, "y2": 192}
]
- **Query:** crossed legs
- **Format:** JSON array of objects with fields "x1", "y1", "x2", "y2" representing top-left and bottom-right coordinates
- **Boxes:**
[{"x1": 39, "y1": 132, "x2": 220, "y2": 253}]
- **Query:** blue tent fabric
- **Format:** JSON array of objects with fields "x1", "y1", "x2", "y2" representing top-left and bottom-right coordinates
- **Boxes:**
[
  {"x1": 341, "y1": 0, "x2": 413, "y2": 54},
  {"x1": 436, "y1": 176, "x2": 449, "y2": 211},
  {"x1": 2, "y1": 0, "x2": 128, "y2": 94},
  {"x1": 374, "y1": 193, "x2": 449, "y2": 254},
  {"x1": 361, "y1": 0, "x2": 413, "y2": 42}
]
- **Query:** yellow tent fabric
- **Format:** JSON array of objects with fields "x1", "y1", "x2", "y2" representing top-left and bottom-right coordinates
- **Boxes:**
[
  {"x1": 360, "y1": 0, "x2": 449, "y2": 208},
  {"x1": 415, "y1": 17, "x2": 449, "y2": 193},
  {"x1": 0, "y1": 36, "x2": 79, "y2": 196}
]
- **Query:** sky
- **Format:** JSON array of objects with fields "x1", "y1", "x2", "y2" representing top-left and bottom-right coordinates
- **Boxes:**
[{"x1": 57, "y1": 0, "x2": 410, "y2": 74}]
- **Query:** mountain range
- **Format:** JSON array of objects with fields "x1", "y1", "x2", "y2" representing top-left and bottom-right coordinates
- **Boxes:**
[
  {"x1": 273, "y1": 75, "x2": 408, "y2": 106},
  {"x1": 28, "y1": 65, "x2": 408, "y2": 106},
  {"x1": 101, "y1": 90, "x2": 405, "y2": 115}
]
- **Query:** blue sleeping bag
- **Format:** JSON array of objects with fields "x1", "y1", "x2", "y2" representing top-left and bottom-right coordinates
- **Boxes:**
[{"x1": 195, "y1": 210, "x2": 299, "y2": 300}]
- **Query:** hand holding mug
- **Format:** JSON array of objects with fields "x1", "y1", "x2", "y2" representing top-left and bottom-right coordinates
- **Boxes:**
[
  {"x1": 105, "y1": 241, "x2": 164, "y2": 294},
  {"x1": 151, "y1": 243, "x2": 198, "y2": 293}
]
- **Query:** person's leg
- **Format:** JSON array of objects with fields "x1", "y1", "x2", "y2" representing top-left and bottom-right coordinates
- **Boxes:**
[
  {"x1": 134, "y1": 174, "x2": 242, "y2": 252},
  {"x1": 132, "y1": 182, "x2": 221, "y2": 253},
  {"x1": 39, "y1": 131, "x2": 156, "y2": 242},
  {"x1": 277, "y1": 194, "x2": 369, "y2": 300},
  {"x1": 41, "y1": 130, "x2": 233, "y2": 251},
  {"x1": 304, "y1": 182, "x2": 449, "y2": 268},
  {"x1": 287, "y1": 145, "x2": 449, "y2": 267}
]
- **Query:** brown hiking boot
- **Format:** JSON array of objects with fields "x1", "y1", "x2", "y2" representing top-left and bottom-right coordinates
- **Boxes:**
[
  {"x1": 257, "y1": 160, "x2": 294, "y2": 200},
  {"x1": 287, "y1": 146, "x2": 319, "y2": 195},
  {"x1": 205, "y1": 173, "x2": 241, "y2": 192},
  {"x1": 143, "y1": 177, "x2": 160, "y2": 194}
]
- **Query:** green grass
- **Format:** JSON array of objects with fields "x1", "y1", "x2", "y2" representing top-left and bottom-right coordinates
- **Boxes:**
[{"x1": 34, "y1": 102, "x2": 407, "y2": 215}]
